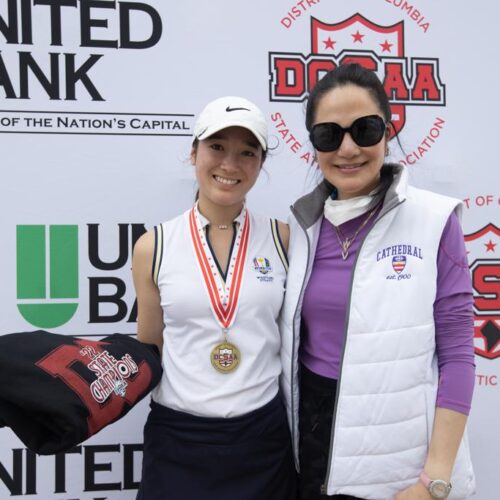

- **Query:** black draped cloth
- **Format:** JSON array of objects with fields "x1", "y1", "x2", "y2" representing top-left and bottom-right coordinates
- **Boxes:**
[{"x1": 0, "y1": 330, "x2": 161, "y2": 455}]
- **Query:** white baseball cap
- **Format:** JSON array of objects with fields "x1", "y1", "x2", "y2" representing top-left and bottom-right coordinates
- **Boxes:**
[{"x1": 193, "y1": 96, "x2": 268, "y2": 151}]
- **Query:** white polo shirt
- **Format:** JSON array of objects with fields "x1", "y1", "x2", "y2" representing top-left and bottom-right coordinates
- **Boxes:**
[{"x1": 152, "y1": 207, "x2": 287, "y2": 417}]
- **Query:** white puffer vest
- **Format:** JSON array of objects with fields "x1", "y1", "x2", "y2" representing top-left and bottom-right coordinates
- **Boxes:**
[{"x1": 280, "y1": 165, "x2": 475, "y2": 499}]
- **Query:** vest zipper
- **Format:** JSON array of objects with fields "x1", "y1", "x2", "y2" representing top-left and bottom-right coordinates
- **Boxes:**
[{"x1": 320, "y1": 198, "x2": 405, "y2": 494}]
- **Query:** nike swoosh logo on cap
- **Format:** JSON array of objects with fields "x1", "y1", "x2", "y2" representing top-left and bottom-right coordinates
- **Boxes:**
[{"x1": 225, "y1": 106, "x2": 251, "y2": 112}]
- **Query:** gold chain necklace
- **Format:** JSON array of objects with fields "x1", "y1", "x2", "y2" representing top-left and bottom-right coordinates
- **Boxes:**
[{"x1": 333, "y1": 204, "x2": 379, "y2": 260}]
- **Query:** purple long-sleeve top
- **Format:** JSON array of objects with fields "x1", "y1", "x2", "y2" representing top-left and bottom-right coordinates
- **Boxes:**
[{"x1": 300, "y1": 210, "x2": 476, "y2": 415}]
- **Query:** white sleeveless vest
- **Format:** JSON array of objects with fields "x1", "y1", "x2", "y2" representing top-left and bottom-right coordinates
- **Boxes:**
[
  {"x1": 280, "y1": 166, "x2": 475, "y2": 499},
  {"x1": 152, "y1": 208, "x2": 287, "y2": 418}
]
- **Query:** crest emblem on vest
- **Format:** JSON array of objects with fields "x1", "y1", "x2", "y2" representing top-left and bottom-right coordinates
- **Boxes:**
[
  {"x1": 392, "y1": 255, "x2": 406, "y2": 274},
  {"x1": 464, "y1": 223, "x2": 499, "y2": 360},
  {"x1": 377, "y1": 243, "x2": 422, "y2": 281}
]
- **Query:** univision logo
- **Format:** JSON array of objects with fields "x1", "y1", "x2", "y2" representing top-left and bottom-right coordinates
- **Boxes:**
[{"x1": 17, "y1": 225, "x2": 79, "y2": 328}]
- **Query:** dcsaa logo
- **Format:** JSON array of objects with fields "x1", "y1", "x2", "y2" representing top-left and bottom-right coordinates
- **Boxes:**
[{"x1": 465, "y1": 223, "x2": 500, "y2": 360}]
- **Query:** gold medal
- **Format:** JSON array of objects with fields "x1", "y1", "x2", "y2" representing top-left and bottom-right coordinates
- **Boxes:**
[{"x1": 210, "y1": 341, "x2": 241, "y2": 373}]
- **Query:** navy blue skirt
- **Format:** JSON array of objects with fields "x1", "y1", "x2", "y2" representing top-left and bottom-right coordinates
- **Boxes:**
[{"x1": 137, "y1": 394, "x2": 297, "y2": 500}]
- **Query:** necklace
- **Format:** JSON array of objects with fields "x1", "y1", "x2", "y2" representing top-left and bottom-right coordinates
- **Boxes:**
[
  {"x1": 211, "y1": 224, "x2": 229, "y2": 230},
  {"x1": 333, "y1": 204, "x2": 379, "y2": 260}
]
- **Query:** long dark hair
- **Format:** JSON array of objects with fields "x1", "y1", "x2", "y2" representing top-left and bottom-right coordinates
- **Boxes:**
[{"x1": 305, "y1": 63, "x2": 392, "y2": 131}]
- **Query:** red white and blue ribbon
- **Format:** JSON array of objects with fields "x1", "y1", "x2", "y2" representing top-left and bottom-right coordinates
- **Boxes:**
[{"x1": 189, "y1": 206, "x2": 250, "y2": 331}]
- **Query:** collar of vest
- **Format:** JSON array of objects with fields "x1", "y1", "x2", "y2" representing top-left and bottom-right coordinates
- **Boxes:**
[{"x1": 291, "y1": 163, "x2": 407, "y2": 229}]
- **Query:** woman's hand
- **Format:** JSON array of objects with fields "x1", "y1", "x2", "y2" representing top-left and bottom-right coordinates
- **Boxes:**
[{"x1": 394, "y1": 481, "x2": 432, "y2": 500}]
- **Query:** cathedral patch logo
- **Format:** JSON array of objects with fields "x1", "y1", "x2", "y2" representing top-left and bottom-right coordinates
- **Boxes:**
[{"x1": 392, "y1": 255, "x2": 407, "y2": 274}]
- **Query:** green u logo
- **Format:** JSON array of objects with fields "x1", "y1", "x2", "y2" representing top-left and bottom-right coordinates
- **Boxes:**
[{"x1": 17, "y1": 225, "x2": 79, "y2": 328}]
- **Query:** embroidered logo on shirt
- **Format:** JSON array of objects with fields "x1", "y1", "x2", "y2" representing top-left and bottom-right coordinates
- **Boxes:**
[
  {"x1": 392, "y1": 255, "x2": 406, "y2": 274},
  {"x1": 253, "y1": 256, "x2": 273, "y2": 282},
  {"x1": 376, "y1": 244, "x2": 423, "y2": 281}
]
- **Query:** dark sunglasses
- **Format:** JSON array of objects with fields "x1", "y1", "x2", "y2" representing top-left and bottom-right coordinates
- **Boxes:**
[{"x1": 310, "y1": 115, "x2": 386, "y2": 152}]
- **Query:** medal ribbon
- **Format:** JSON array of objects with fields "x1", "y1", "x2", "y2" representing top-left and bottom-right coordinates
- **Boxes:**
[{"x1": 189, "y1": 207, "x2": 250, "y2": 330}]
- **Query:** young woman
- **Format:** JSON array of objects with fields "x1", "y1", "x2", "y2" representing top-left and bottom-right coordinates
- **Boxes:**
[
  {"x1": 280, "y1": 64, "x2": 476, "y2": 499},
  {"x1": 132, "y1": 96, "x2": 296, "y2": 500}
]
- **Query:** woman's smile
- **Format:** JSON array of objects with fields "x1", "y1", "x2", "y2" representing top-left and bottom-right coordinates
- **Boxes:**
[{"x1": 213, "y1": 174, "x2": 240, "y2": 185}]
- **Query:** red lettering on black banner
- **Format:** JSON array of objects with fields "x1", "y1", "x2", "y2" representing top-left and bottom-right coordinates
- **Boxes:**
[{"x1": 36, "y1": 340, "x2": 152, "y2": 436}]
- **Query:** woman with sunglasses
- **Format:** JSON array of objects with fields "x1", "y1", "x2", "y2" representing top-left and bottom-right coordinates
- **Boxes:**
[
  {"x1": 133, "y1": 96, "x2": 296, "y2": 500},
  {"x1": 280, "y1": 63, "x2": 475, "y2": 499}
]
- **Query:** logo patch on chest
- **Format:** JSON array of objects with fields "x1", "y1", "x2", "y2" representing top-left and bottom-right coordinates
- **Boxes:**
[
  {"x1": 376, "y1": 244, "x2": 423, "y2": 281},
  {"x1": 392, "y1": 255, "x2": 407, "y2": 274},
  {"x1": 253, "y1": 256, "x2": 274, "y2": 282}
]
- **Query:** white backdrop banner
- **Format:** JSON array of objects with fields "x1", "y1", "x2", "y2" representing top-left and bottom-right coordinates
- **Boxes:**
[{"x1": 1, "y1": 1, "x2": 498, "y2": 498}]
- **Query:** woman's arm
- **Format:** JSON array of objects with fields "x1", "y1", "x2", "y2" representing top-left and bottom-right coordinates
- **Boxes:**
[
  {"x1": 396, "y1": 212, "x2": 475, "y2": 499},
  {"x1": 424, "y1": 408, "x2": 468, "y2": 480},
  {"x1": 132, "y1": 230, "x2": 165, "y2": 351},
  {"x1": 395, "y1": 408, "x2": 468, "y2": 499}
]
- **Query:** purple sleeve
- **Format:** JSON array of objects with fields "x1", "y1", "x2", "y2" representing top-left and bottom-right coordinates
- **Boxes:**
[{"x1": 434, "y1": 211, "x2": 476, "y2": 415}]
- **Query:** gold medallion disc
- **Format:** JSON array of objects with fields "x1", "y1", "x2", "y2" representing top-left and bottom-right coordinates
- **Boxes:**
[{"x1": 210, "y1": 341, "x2": 241, "y2": 373}]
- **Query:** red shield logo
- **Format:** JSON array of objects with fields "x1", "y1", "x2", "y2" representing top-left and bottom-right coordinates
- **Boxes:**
[
  {"x1": 311, "y1": 14, "x2": 404, "y2": 57},
  {"x1": 311, "y1": 14, "x2": 406, "y2": 135},
  {"x1": 269, "y1": 12, "x2": 445, "y2": 125},
  {"x1": 464, "y1": 223, "x2": 500, "y2": 360}
]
